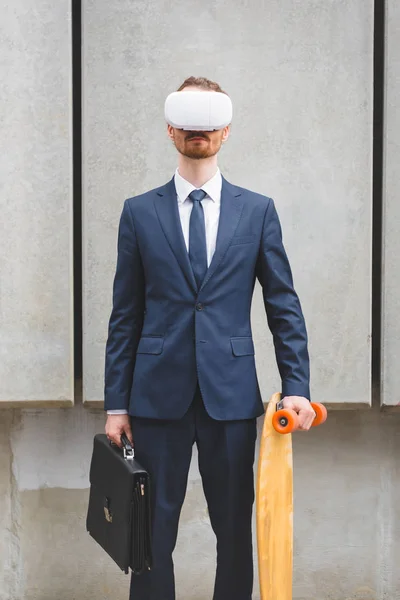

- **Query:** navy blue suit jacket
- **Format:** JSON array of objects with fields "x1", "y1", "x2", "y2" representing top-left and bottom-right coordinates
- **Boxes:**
[{"x1": 104, "y1": 176, "x2": 310, "y2": 420}]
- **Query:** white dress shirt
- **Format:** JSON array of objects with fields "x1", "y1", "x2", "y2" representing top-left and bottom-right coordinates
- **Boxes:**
[
  {"x1": 107, "y1": 168, "x2": 223, "y2": 415},
  {"x1": 174, "y1": 167, "x2": 222, "y2": 267}
]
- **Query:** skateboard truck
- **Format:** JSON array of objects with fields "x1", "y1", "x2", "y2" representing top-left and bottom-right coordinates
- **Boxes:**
[
  {"x1": 275, "y1": 400, "x2": 290, "y2": 429},
  {"x1": 272, "y1": 399, "x2": 327, "y2": 434}
]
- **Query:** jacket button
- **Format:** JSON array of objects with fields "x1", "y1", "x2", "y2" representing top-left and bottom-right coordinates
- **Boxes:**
[{"x1": 196, "y1": 303, "x2": 204, "y2": 311}]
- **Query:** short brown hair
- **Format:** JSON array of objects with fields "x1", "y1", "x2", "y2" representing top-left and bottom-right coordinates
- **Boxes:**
[{"x1": 177, "y1": 76, "x2": 228, "y2": 95}]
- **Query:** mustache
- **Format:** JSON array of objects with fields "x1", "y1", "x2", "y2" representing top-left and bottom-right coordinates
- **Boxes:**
[{"x1": 186, "y1": 132, "x2": 209, "y2": 141}]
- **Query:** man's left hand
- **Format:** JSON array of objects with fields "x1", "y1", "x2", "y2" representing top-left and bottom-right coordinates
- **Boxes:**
[{"x1": 281, "y1": 396, "x2": 315, "y2": 431}]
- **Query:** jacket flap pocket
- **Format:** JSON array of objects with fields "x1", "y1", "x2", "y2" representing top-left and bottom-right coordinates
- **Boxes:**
[
  {"x1": 230, "y1": 337, "x2": 255, "y2": 356},
  {"x1": 137, "y1": 337, "x2": 164, "y2": 355}
]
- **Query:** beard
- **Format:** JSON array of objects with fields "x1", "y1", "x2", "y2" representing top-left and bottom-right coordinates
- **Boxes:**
[{"x1": 174, "y1": 135, "x2": 222, "y2": 160}]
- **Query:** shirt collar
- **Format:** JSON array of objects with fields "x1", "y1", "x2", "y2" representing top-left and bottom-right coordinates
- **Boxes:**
[{"x1": 174, "y1": 168, "x2": 222, "y2": 205}]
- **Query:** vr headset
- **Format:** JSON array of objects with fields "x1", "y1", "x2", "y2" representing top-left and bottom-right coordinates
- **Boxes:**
[{"x1": 164, "y1": 91, "x2": 233, "y2": 131}]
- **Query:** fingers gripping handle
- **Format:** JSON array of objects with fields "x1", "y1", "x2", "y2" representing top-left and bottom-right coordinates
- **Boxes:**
[{"x1": 272, "y1": 401, "x2": 328, "y2": 434}]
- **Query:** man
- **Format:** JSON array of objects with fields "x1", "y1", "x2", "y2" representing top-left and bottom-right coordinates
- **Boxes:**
[{"x1": 104, "y1": 76, "x2": 315, "y2": 600}]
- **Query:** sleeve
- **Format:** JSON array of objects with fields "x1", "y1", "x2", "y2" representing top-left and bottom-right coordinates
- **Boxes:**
[
  {"x1": 256, "y1": 198, "x2": 311, "y2": 400},
  {"x1": 104, "y1": 200, "x2": 145, "y2": 411}
]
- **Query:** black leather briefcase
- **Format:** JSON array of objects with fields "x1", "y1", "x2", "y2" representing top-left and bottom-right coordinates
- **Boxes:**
[{"x1": 86, "y1": 433, "x2": 152, "y2": 575}]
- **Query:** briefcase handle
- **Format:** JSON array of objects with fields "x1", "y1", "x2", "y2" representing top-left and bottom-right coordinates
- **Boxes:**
[{"x1": 121, "y1": 433, "x2": 135, "y2": 461}]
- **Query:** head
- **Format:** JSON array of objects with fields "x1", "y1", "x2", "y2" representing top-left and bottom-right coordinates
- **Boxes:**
[{"x1": 166, "y1": 77, "x2": 231, "y2": 160}]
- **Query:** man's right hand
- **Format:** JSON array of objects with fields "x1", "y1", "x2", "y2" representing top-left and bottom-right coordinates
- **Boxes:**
[{"x1": 105, "y1": 414, "x2": 133, "y2": 448}]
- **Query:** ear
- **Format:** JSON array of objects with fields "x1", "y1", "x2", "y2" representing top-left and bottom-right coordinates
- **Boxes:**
[
  {"x1": 221, "y1": 125, "x2": 231, "y2": 143},
  {"x1": 167, "y1": 124, "x2": 175, "y2": 141}
]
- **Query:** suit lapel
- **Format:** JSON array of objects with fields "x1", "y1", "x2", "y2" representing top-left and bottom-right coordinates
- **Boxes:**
[
  {"x1": 200, "y1": 177, "x2": 244, "y2": 292},
  {"x1": 154, "y1": 178, "x2": 197, "y2": 293}
]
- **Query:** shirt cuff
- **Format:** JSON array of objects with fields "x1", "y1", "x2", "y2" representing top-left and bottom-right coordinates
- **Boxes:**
[{"x1": 107, "y1": 409, "x2": 129, "y2": 415}]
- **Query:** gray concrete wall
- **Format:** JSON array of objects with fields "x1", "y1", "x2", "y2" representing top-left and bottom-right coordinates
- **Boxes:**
[
  {"x1": 83, "y1": 0, "x2": 373, "y2": 408},
  {"x1": 382, "y1": 0, "x2": 400, "y2": 408},
  {"x1": 1, "y1": 403, "x2": 399, "y2": 600},
  {"x1": 0, "y1": 1, "x2": 74, "y2": 406},
  {"x1": 4, "y1": 0, "x2": 398, "y2": 598}
]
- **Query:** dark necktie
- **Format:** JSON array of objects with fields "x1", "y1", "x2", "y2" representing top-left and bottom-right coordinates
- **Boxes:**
[{"x1": 188, "y1": 189, "x2": 208, "y2": 289}]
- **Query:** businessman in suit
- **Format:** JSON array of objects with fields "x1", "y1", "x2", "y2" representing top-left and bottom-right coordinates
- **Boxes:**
[{"x1": 104, "y1": 76, "x2": 315, "y2": 600}]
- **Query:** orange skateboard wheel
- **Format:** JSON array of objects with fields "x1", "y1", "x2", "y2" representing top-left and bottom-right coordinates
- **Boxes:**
[
  {"x1": 311, "y1": 402, "x2": 327, "y2": 427},
  {"x1": 272, "y1": 408, "x2": 299, "y2": 434}
]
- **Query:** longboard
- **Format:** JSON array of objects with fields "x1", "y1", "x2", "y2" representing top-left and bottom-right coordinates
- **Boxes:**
[{"x1": 256, "y1": 393, "x2": 327, "y2": 600}]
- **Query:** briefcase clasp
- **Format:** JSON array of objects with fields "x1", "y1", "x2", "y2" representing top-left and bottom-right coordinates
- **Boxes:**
[
  {"x1": 121, "y1": 433, "x2": 135, "y2": 461},
  {"x1": 123, "y1": 446, "x2": 134, "y2": 461}
]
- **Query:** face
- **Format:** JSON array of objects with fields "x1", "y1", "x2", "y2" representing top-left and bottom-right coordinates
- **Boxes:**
[{"x1": 167, "y1": 86, "x2": 230, "y2": 160}]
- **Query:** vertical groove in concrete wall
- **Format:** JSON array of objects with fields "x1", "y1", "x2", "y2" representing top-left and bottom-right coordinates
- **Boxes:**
[
  {"x1": 72, "y1": 0, "x2": 83, "y2": 386},
  {"x1": 372, "y1": 0, "x2": 385, "y2": 407}
]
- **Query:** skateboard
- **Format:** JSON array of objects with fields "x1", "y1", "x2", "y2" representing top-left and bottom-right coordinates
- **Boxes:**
[{"x1": 256, "y1": 393, "x2": 327, "y2": 600}]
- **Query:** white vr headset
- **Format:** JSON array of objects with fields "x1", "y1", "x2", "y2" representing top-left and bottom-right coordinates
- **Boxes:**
[{"x1": 164, "y1": 91, "x2": 233, "y2": 131}]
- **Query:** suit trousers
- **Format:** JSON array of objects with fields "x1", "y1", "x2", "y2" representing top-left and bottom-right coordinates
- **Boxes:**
[{"x1": 129, "y1": 385, "x2": 257, "y2": 600}]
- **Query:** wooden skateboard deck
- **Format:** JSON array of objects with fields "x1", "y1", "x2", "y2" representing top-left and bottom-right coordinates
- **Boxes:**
[
  {"x1": 256, "y1": 394, "x2": 327, "y2": 600},
  {"x1": 256, "y1": 392, "x2": 293, "y2": 600}
]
